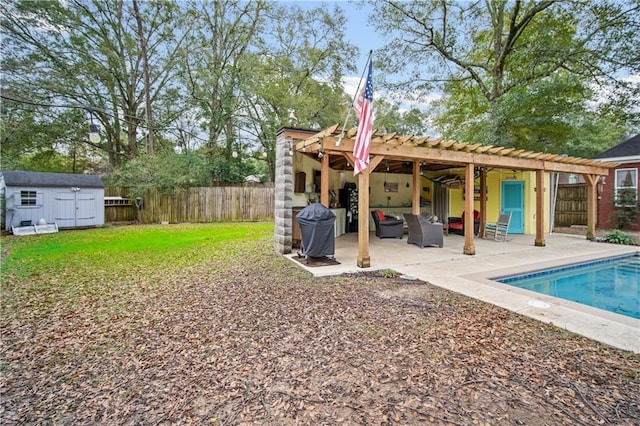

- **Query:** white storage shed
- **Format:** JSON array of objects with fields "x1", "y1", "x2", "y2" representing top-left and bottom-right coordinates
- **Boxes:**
[{"x1": 1, "y1": 171, "x2": 105, "y2": 231}]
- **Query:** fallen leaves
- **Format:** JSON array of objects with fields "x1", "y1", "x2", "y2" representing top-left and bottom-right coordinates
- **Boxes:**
[{"x1": 1, "y1": 237, "x2": 639, "y2": 425}]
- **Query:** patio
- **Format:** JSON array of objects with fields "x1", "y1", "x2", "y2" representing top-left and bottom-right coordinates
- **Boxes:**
[
  {"x1": 276, "y1": 126, "x2": 618, "y2": 269},
  {"x1": 286, "y1": 232, "x2": 639, "y2": 353}
]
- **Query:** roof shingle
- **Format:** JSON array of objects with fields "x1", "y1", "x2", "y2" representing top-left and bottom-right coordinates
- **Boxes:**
[
  {"x1": 594, "y1": 134, "x2": 640, "y2": 160},
  {"x1": 1, "y1": 171, "x2": 104, "y2": 188}
]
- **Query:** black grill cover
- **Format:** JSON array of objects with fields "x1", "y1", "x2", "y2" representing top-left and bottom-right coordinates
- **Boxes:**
[{"x1": 296, "y1": 203, "x2": 336, "y2": 257}]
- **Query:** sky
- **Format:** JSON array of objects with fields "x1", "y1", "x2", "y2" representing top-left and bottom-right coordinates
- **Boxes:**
[
  {"x1": 292, "y1": 0, "x2": 640, "y2": 118},
  {"x1": 313, "y1": 1, "x2": 440, "y2": 112},
  {"x1": 291, "y1": 1, "x2": 387, "y2": 101}
]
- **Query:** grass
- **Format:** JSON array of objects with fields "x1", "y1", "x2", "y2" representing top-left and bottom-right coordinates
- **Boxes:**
[
  {"x1": 1, "y1": 223, "x2": 274, "y2": 313},
  {"x1": 2, "y1": 222, "x2": 273, "y2": 277}
]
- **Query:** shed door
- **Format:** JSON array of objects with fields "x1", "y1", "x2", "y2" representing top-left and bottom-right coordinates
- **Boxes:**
[
  {"x1": 54, "y1": 190, "x2": 97, "y2": 228},
  {"x1": 75, "y1": 192, "x2": 97, "y2": 227},
  {"x1": 502, "y1": 181, "x2": 524, "y2": 234},
  {"x1": 54, "y1": 191, "x2": 77, "y2": 228}
]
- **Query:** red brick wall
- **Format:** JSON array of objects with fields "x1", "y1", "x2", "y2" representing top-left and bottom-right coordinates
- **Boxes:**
[{"x1": 598, "y1": 162, "x2": 640, "y2": 231}]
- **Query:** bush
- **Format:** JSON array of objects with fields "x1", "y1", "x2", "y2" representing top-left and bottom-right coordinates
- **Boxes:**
[
  {"x1": 603, "y1": 230, "x2": 635, "y2": 245},
  {"x1": 380, "y1": 269, "x2": 397, "y2": 278}
]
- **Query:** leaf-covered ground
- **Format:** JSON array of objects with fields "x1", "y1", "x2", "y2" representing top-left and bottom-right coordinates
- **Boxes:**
[{"x1": 1, "y1": 229, "x2": 639, "y2": 425}]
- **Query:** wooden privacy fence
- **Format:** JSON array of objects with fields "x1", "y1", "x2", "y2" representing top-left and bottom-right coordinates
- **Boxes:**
[
  {"x1": 554, "y1": 184, "x2": 587, "y2": 226},
  {"x1": 104, "y1": 187, "x2": 137, "y2": 223},
  {"x1": 104, "y1": 185, "x2": 275, "y2": 224}
]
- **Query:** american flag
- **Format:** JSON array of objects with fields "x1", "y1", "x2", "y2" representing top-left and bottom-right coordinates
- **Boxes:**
[{"x1": 352, "y1": 60, "x2": 373, "y2": 175}]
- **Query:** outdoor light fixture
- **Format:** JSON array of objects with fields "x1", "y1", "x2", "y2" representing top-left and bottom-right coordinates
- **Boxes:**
[
  {"x1": 88, "y1": 110, "x2": 100, "y2": 143},
  {"x1": 232, "y1": 150, "x2": 238, "y2": 158},
  {"x1": 262, "y1": 151, "x2": 268, "y2": 158},
  {"x1": 89, "y1": 123, "x2": 100, "y2": 143}
]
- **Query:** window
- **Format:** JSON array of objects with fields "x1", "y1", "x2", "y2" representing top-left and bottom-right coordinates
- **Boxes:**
[
  {"x1": 20, "y1": 190, "x2": 37, "y2": 206},
  {"x1": 615, "y1": 168, "x2": 638, "y2": 207}
]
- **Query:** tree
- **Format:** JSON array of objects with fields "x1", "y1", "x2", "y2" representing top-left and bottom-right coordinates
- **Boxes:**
[
  {"x1": 373, "y1": 0, "x2": 640, "y2": 155},
  {"x1": 1, "y1": 0, "x2": 190, "y2": 167},
  {"x1": 372, "y1": 99, "x2": 432, "y2": 136},
  {"x1": 181, "y1": 0, "x2": 266, "y2": 159},
  {"x1": 238, "y1": 2, "x2": 357, "y2": 180},
  {"x1": 0, "y1": 104, "x2": 99, "y2": 173},
  {"x1": 1, "y1": 0, "x2": 359, "y2": 185},
  {"x1": 107, "y1": 150, "x2": 211, "y2": 197}
]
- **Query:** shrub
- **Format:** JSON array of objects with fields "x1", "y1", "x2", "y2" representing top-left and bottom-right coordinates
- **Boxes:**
[
  {"x1": 380, "y1": 269, "x2": 397, "y2": 278},
  {"x1": 611, "y1": 187, "x2": 639, "y2": 230},
  {"x1": 603, "y1": 230, "x2": 635, "y2": 245}
]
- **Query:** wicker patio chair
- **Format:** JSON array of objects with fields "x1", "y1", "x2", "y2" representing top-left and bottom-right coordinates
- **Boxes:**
[{"x1": 404, "y1": 213, "x2": 444, "y2": 248}]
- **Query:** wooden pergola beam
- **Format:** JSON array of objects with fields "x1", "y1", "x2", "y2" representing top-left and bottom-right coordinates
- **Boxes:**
[{"x1": 314, "y1": 137, "x2": 612, "y2": 175}]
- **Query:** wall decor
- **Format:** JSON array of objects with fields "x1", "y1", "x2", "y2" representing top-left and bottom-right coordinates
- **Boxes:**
[
  {"x1": 463, "y1": 185, "x2": 487, "y2": 200},
  {"x1": 384, "y1": 182, "x2": 398, "y2": 192}
]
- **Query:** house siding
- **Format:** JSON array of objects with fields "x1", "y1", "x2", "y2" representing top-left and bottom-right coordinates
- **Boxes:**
[
  {"x1": 598, "y1": 161, "x2": 640, "y2": 231},
  {"x1": 447, "y1": 169, "x2": 551, "y2": 235}
]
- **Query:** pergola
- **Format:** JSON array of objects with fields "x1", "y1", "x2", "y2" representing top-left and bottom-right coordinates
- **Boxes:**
[{"x1": 294, "y1": 124, "x2": 618, "y2": 268}]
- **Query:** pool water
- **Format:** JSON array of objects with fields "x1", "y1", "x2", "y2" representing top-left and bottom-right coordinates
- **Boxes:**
[{"x1": 496, "y1": 253, "x2": 639, "y2": 319}]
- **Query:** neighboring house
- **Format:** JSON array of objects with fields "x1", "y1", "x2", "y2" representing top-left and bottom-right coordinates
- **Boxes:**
[
  {"x1": 244, "y1": 175, "x2": 262, "y2": 184},
  {"x1": 594, "y1": 134, "x2": 640, "y2": 231},
  {"x1": 1, "y1": 170, "x2": 105, "y2": 231}
]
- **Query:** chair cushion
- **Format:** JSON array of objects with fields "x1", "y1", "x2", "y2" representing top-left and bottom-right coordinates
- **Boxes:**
[
  {"x1": 375, "y1": 210, "x2": 386, "y2": 222},
  {"x1": 461, "y1": 210, "x2": 480, "y2": 220}
]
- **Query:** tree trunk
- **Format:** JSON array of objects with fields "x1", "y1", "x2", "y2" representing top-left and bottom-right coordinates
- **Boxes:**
[{"x1": 133, "y1": 0, "x2": 154, "y2": 155}]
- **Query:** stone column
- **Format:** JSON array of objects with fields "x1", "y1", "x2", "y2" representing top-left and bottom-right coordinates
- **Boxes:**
[{"x1": 274, "y1": 130, "x2": 293, "y2": 254}]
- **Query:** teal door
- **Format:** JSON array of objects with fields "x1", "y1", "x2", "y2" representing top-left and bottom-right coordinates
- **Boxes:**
[{"x1": 501, "y1": 181, "x2": 524, "y2": 234}]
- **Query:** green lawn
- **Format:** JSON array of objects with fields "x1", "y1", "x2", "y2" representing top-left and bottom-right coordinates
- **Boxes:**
[
  {"x1": 2, "y1": 222, "x2": 274, "y2": 277},
  {"x1": 1, "y1": 222, "x2": 274, "y2": 312}
]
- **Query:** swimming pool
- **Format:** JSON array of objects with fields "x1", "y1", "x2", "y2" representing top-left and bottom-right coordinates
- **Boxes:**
[{"x1": 495, "y1": 253, "x2": 639, "y2": 319}]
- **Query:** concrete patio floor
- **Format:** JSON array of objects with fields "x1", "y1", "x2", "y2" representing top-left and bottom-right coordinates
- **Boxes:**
[{"x1": 286, "y1": 232, "x2": 639, "y2": 353}]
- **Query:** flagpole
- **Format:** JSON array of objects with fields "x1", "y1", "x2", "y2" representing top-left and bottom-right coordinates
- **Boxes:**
[{"x1": 336, "y1": 50, "x2": 373, "y2": 147}]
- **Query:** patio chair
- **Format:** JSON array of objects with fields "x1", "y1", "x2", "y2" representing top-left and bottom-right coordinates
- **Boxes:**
[
  {"x1": 403, "y1": 213, "x2": 443, "y2": 248},
  {"x1": 371, "y1": 210, "x2": 404, "y2": 239},
  {"x1": 448, "y1": 210, "x2": 480, "y2": 236},
  {"x1": 483, "y1": 212, "x2": 512, "y2": 241}
]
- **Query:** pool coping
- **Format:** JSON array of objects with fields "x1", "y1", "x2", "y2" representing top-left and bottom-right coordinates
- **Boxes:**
[{"x1": 460, "y1": 251, "x2": 639, "y2": 352}]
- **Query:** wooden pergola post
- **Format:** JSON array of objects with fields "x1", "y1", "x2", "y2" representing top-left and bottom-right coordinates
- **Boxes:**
[
  {"x1": 582, "y1": 174, "x2": 598, "y2": 240},
  {"x1": 535, "y1": 169, "x2": 546, "y2": 247},
  {"x1": 357, "y1": 169, "x2": 371, "y2": 268},
  {"x1": 320, "y1": 153, "x2": 330, "y2": 207},
  {"x1": 463, "y1": 163, "x2": 476, "y2": 255},
  {"x1": 479, "y1": 167, "x2": 487, "y2": 235},
  {"x1": 412, "y1": 160, "x2": 421, "y2": 215}
]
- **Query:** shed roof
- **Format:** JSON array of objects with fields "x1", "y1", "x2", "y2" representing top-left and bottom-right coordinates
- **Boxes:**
[
  {"x1": 1, "y1": 171, "x2": 104, "y2": 188},
  {"x1": 594, "y1": 134, "x2": 640, "y2": 160}
]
